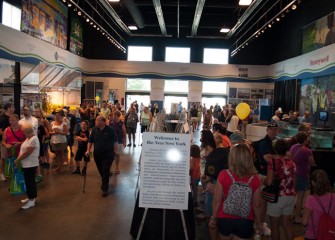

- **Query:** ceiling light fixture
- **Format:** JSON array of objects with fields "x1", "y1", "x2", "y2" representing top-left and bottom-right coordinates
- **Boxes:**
[
  {"x1": 108, "y1": 0, "x2": 120, "y2": 2},
  {"x1": 220, "y1": 28, "x2": 230, "y2": 33},
  {"x1": 67, "y1": 3, "x2": 72, "y2": 7},
  {"x1": 128, "y1": 26, "x2": 138, "y2": 30},
  {"x1": 86, "y1": 18, "x2": 90, "y2": 22},
  {"x1": 239, "y1": 0, "x2": 252, "y2": 6},
  {"x1": 78, "y1": 11, "x2": 81, "y2": 16},
  {"x1": 231, "y1": 0, "x2": 301, "y2": 57}
]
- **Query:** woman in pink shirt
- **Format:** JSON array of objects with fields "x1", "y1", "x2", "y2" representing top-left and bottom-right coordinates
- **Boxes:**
[{"x1": 301, "y1": 169, "x2": 335, "y2": 240}]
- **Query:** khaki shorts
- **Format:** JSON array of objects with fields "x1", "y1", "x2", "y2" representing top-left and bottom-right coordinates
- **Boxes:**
[
  {"x1": 267, "y1": 196, "x2": 296, "y2": 217},
  {"x1": 51, "y1": 143, "x2": 67, "y2": 151},
  {"x1": 1, "y1": 146, "x2": 7, "y2": 159}
]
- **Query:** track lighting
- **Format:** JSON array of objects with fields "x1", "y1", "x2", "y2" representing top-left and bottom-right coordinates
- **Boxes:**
[{"x1": 291, "y1": 4, "x2": 297, "y2": 10}]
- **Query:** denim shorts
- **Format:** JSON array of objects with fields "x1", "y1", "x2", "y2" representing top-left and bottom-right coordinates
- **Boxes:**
[
  {"x1": 216, "y1": 218, "x2": 254, "y2": 239},
  {"x1": 295, "y1": 175, "x2": 309, "y2": 192}
]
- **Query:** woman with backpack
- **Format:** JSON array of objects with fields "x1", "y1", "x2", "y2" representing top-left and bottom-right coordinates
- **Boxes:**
[
  {"x1": 301, "y1": 169, "x2": 335, "y2": 240},
  {"x1": 210, "y1": 144, "x2": 262, "y2": 240},
  {"x1": 266, "y1": 139, "x2": 296, "y2": 240}
]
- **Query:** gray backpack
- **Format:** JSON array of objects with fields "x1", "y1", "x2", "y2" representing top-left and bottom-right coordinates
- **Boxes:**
[{"x1": 223, "y1": 170, "x2": 255, "y2": 218}]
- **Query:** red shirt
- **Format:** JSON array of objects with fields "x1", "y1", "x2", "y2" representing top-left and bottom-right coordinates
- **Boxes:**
[
  {"x1": 216, "y1": 170, "x2": 260, "y2": 220},
  {"x1": 190, "y1": 157, "x2": 200, "y2": 181}
]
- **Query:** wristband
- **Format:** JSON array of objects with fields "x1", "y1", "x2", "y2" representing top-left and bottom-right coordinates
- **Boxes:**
[{"x1": 210, "y1": 216, "x2": 216, "y2": 221}]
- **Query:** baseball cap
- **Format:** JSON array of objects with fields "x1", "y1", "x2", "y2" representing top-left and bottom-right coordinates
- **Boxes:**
[
  {"x1": 229, "y1": 131, "x2": 244, "y2": 142},
  {"x1": 267, "y1": 123, "x2": 279, "y2": 128}
]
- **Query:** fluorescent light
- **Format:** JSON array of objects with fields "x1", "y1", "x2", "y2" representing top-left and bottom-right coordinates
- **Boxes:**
[
  {"x1": 220, "y1": 28, "x2": 230, "y2": 33},
  {"x1": 108, "y1": 0, "x2": 120, "y2": 2},
  {"x1": 239, "y1": 0, "x2": 252, "y2": 6},
  {"x1": 128, "y1": 26, "x2": 138, "y2": 30}
]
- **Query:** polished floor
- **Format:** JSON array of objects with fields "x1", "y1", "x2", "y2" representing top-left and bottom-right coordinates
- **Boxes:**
[{"x1": 0, "y1": 128, "x2": 305, "y2": 240}]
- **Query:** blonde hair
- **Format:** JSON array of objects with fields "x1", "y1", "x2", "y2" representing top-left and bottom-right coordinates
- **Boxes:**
[
  {"x1": 22, "y1": 123, "x2": 34, "y2": 134},
  {"x1": 229, "y1": 144, "x2": 257, "y2": 178}
]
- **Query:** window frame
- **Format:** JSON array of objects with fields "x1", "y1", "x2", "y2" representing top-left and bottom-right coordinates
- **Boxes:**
[
  {"x1": 127, "y1": 46, "x2": 153, "y2": 62},
  {"x1": 203, "y1": 48, "x2": 229, "y2": 65}
]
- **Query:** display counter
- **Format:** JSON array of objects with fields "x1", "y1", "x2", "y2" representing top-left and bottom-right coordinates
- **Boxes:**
[{"x1": 246, "y1": 122, "x2": 268, "y2": 141}]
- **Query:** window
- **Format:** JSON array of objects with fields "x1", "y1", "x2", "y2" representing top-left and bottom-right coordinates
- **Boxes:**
[
  {"x1": 127, "y1": 46, "x2": 153, "y2": 61},
  {"x1": 2, "y1": 1, "x2": 21, "y2": 30},
  {"x1": 165, "y1": 47, "x2": 190, "y2": 63},
  {"x1": 203, "y1": 48, "x2": 229, "y2": 64},
  {"x1": 202, "y1": 81, "x2": 227, "y2": 94},
  {"x1": 164, "y1": 80, "x2": 189, "y2": 93},
  {"x1": 126, "y1": 79, "x2": 151, "y2": 91}
]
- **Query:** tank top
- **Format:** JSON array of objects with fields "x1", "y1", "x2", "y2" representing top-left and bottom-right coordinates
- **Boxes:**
[
  {"x1": 5, "y1": 127, "x2": 26, "y2": 157},
  {"x1": 50, "y1": 121, "x2": 67, "y2": 144}
]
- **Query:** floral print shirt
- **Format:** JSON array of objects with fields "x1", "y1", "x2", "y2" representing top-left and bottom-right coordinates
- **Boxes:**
[{"x1": 268, "y1": 157, "x2": 296, "y2": 196}]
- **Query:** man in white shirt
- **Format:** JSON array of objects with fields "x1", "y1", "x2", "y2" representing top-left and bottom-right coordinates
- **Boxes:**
[
  {"x1": 271, "y1": 110, "x2": 281, "y2": 123},
  {"x1": 19, "y1": 106, "x2": 38, "y2": 136}
]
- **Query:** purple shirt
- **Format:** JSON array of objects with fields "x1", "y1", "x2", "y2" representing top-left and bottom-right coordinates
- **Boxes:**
[{"x1": 290, "y1": 144, "x2": 312, "y2": 179}]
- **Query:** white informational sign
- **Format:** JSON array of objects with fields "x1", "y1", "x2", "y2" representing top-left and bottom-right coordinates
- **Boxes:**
[{"x1": 139, "y1": 132, "x2": 191, "y2": 210}]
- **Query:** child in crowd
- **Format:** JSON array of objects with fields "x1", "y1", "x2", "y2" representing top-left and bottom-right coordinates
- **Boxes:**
[
  {"x1": 72, "y1": 120, "x2": 90, "y2": 176},
  {"x1": 190, "y1": 144, "x2": 201, "y2": 207}
]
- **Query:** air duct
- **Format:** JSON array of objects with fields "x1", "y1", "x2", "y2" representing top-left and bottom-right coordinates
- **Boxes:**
[{"x1": 123, "y1": 0, "x2": 145, "y2": 29}]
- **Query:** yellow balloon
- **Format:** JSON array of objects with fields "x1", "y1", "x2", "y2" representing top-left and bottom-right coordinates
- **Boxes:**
[
  {"x1": 236, "y1": 103, "x2": 250, "y2": 120},
  {"x1": 95, "y1": 96, "x2": 100, "y2": 102}
]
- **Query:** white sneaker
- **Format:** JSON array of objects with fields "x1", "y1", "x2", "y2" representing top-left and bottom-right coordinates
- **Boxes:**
[
  {"x1": 263, "y1": 222, "x2": 271, "y2": 236},
  {"x1": 0, "y1": 173, "x2": 6, "y2": 181},
  {"x1": 21, "y1": 198, "x2": 29, "y2": 204},
  {"x1": 21, "y1": 199, "x2": 35, "y2": 210}
]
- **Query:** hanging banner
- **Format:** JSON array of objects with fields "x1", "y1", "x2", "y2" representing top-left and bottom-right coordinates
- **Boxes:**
[
  {"x1": 302, "y1": 11, "x2": 335, "y2": 54},
  {"x1": 70, "y1": 13, "x2": 83, "y2": 56},
  {"x1": 21, "y1": 0, "x2": 68, "y2": 49},
  {"x1": 140, "y1": 132, "x2": 190, "y2": 210}
]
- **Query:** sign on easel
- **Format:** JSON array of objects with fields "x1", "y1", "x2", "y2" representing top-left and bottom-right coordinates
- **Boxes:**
[{"x1": 139, "y1": 132, "x2": 190, "y2": 210}]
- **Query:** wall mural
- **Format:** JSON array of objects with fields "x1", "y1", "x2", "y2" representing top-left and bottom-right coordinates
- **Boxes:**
[
  {"x1": 300, "y1": 74, "x2": 335, "y2": 117},
  {"x1": 302, "y1": 11, "x2": 335, "y2": 54},
  {"x1": 21, "y1": 0, "x2": 68, "y2": 49}
]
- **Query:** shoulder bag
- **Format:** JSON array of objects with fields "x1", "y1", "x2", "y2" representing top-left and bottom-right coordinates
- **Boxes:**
[{"x1": 261, "y1": 158, "x2": 281, "y2": 203}]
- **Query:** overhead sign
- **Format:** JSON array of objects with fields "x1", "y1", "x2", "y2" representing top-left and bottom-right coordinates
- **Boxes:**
[{"x1": 139, "y1": 132, "x2": 190, "y2": 210}]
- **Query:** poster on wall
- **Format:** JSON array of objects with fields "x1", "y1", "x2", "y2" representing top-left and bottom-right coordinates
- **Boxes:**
[
  {"x1": 139, "y1": 132, "x2": 190, "y2": 210},
  {"x1": 300, "y1": 75, "x2": 335, "y2": 116},
  {"x1": 250, "y1": 89, "x2": 264, "y2": 99},
  {"x1": 264, "y1": 89, "x2": 273, "y2": 100},
  {"x1": 237, "y1": 88, "x2": 250, "y2": 99},
  {"x1": 302, "y1": 11, "x2": 335, "y2": 54},
  {"x1": 229, "y1": 88, "x2": 237, "y2": 98},
  {"x1": 70, "y1": 13, "x2": 83, "y2": 56},
  {"x1": 21, "y1": 0, "x2": 68, "y2": 49},
  {"x1": 0, "y1": 59, "x2": 15, "y2": 85}
]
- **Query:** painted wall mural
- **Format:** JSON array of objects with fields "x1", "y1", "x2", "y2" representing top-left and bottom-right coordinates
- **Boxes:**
[
  {"x1": 21, "y1": 0, "x2": 68, "y2": 49},
  {"x1": 70, "y1": 13, "x2": 83, "y2": 56},
  {"x1": 302, "y1": 11, "x2": 335, "y2": 54}
]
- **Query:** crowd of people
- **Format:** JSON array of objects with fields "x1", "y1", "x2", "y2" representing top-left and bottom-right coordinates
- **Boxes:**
[
  {"x1": 186, "y1": 103, "x2": 334, "y2": 240},
  {"x1": 0, "y1": 100, "x2": 334, "y2": 240}
]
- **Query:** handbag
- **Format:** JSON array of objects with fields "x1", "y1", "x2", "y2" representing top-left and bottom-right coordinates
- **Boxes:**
[
  {"x1": 10, "y1": 163, "x2": 26, "y2": 195},
  {"x1": 261, "y1": 158, "x2": 280, "y2": 203}
]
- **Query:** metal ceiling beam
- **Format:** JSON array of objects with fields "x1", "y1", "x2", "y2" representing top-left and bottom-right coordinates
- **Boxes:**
[
  {"x1": 99, "y1": 0, "x2": 132, "y2": 35},
  {"x1": 226, "y1": 0, "x2": 265, "y2": 39},
  {"x1": 191, "y1": 0, "x2": 206, "y2": 37},
  {"x1": 152, "y1": 0, "x2": 167, "y2": 35}
]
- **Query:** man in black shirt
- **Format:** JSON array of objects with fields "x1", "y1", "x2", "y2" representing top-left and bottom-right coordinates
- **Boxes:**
[
  {"x1": 0, "y1": 103, "x2": 15, "y2": 181},
  {"x1": 86, "y1": 116, "x2": 118, "y2": 197}
]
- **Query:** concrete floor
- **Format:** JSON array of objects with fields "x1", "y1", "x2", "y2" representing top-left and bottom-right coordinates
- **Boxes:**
[{"x1": 0, "y1": 128, "x2": 305, "y2": 240}]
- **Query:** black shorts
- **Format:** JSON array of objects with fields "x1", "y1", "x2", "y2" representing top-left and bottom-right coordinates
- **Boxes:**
[
  {"x1": 75, "y1": 149, "x2": 90, "y2": 162},
  {"x1": 126, "y1": 127, "x2": 136, "y2": 134},
  {"x1": 216, "y1": 218, "x2": 254, "y2": 239},
  {"x1": 68, "y1": 131, "x2": 74, "y2": 146},
  {"x1": 39, "y1": 143, "x2": 44, "y2": 157},
  {"x1": 141, "y1": 125, "x2": 149, "y2": 133}
]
